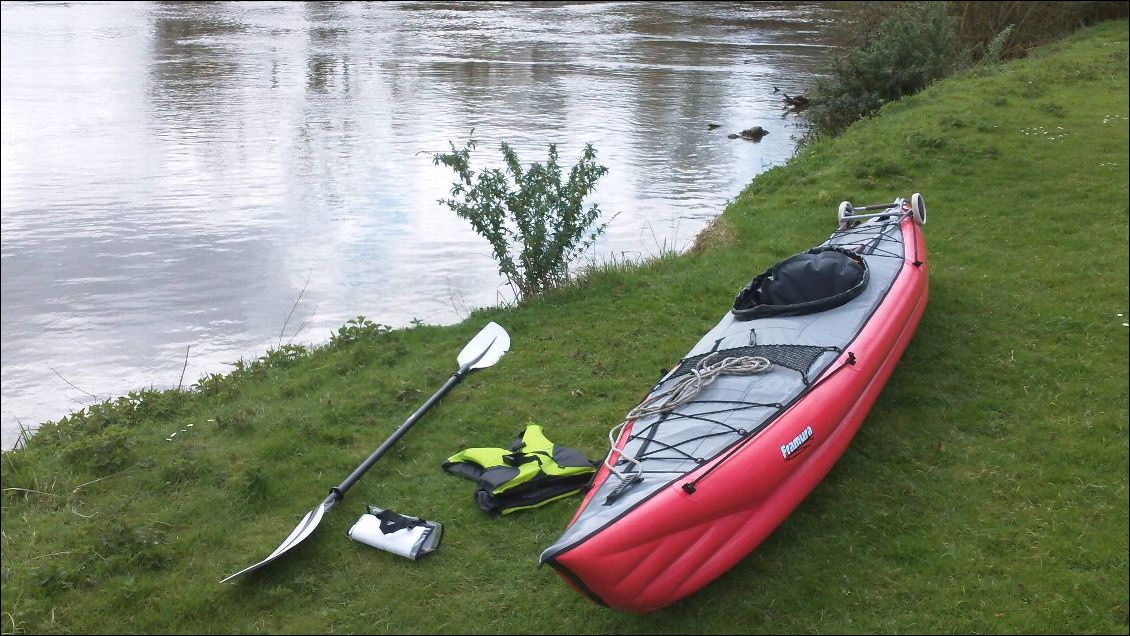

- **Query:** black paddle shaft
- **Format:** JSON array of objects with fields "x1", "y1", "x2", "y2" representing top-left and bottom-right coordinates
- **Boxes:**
[
  {"x1": 330, "y1": 363, "x2": 472, "y2": 501},
  {"x1": 221, "y1": 323, "x2": 507, "y2": 584}
]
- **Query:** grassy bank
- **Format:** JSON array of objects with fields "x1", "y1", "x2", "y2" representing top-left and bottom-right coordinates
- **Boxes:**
[{"x1": 3, "y1": 20, "x2": 1127, "y2": 635}]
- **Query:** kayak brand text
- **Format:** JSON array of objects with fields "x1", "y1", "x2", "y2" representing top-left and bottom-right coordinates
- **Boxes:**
[{"x1": 781, "y1": 426, "x2": 814, "y2": 461}]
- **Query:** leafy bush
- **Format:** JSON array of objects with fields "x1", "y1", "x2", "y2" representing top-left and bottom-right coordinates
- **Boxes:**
[
  {"x1": 433, "y1": 138, "x2": 610, "y2": 298},
  {"x1": 803, "y1": 1, "x2": 1128, "y2": 141},
  {"x1": 63, "y1": 424, "x2": 134, "y2": 474},
  {"x1": 96, "y1": 522, "x2": 170, "y2": 572},
  {"x1": 256, "y1": 343, "x2": 308, "y2": 369},
  {"x1": 806, "y1": 2, "x2": 958, "y2": 139},
  {"x1": 329, "y1": 315, "x2": 392, "y2": 348}
]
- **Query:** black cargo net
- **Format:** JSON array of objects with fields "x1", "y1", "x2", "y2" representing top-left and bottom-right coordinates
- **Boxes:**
[
  {"x1": 829, "y1": 217, "x2": 904, "y2": 259},
  {"x1": 602, "y1": 344, "x2": 840, "y2": 504},
  {"x1": 599, "y1": 224, "x2": 907, "y2": 505},
  {"x1": 670, "y1": 344, "x2": 835, "y2": 386},
  {"x1": 602, "y1": 398, "x2": 783, "y2": 504}
]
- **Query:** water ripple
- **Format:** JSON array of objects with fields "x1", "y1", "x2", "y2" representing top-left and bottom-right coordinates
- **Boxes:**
[{"x1": 1, "y1": 1, "x2": 842, "y2": 448}]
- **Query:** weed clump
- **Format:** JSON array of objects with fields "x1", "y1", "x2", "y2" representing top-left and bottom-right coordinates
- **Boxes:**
[{"x1": 434, "y1": 138, "x2": 610, "y2": 299}]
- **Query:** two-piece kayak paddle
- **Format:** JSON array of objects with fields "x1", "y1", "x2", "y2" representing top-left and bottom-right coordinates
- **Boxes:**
[{"x1": 221, "y1": 321, "x2": 510, "y2": 583}]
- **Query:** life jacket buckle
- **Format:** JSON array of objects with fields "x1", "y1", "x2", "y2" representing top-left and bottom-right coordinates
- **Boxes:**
[{"x1": 502, "y1": 451, "x2": 537, "y2": 466}]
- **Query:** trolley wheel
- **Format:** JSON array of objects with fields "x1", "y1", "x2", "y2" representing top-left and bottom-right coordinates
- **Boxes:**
[{"x1": 911, "y1": 192, "x2": 927, "y2": 225}]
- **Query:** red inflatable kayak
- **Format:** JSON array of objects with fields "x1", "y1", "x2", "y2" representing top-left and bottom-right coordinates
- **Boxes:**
[{"x1": 540, "y1": 194, "x2": 929, "y2": 612}]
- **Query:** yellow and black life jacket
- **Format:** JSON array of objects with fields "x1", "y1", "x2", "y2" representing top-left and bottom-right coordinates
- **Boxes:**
[{"x1": 443, "y1": 423, "x2": 595, "y2": 515}]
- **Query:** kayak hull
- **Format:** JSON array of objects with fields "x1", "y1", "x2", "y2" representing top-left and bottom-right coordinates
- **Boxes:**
[{"x1": 544, "y1": 214, "x2": 928, "y2": 612}]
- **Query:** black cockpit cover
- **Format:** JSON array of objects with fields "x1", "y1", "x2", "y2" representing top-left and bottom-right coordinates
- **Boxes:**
[{"x1": 732, "y1": 246, "x2": 869, "y2": 319}]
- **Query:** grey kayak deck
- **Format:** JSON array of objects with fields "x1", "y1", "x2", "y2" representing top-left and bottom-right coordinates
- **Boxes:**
[{"x1": 541, "y1": 215, "x2": 908, "y2": 564}]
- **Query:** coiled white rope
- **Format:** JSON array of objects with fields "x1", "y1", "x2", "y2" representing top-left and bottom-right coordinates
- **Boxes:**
[{"x1": 603, "y1": 352, "x2": 773, "y2": 481}]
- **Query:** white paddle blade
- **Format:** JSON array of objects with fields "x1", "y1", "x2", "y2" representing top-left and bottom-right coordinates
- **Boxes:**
[
  {"x1": 458, "y1": 321, "x2": 510, "y2": 370},
  {"x1": 221, "y1": 499, "x2": 330, "y2": 583}
]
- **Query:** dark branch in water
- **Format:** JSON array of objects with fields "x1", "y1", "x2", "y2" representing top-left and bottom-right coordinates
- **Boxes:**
[
  {"x1": 279, "y1": 270, "x2": 313, "y2": 346},
  {"x1": 46, "y1": 363, "x2": 98, "y2": 401},
  {"x1": 177, "y1": 346, "x2": 191, "y2": 391},
  {"x1": 286, "y1": 305, "x2": 319, "y2": 346}
]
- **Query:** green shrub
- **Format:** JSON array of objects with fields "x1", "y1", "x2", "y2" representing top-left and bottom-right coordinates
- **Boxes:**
[
  {"x1": 95, "y1": 522, "x2": 170, "y2": 573},
  {"x1": 328, "y1": 315, "x2": 391, "y2": 348},
  {"x1": 63, "y1": 424, "x2": 134, "y2": 474},
  {"x1": 433, "y1": 138, "x2": 610, "y2": 298},
  {"x1": 806, "y1": 2, "x2": 957, "y2": 139},
  {"x1": 802, "y1": 2, "x2": 1127, "y2": 141},
  {"x1": 256, "y1": 343, "x2": 308, "y2": 370}
]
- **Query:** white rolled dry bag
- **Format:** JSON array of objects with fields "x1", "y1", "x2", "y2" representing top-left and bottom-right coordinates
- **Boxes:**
[{"x1": 347, "y1": 506, "x2": 442, "y2": 560}]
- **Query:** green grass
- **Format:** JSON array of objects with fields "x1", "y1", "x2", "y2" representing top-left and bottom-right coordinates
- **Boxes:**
[{"x1": 3, "y1": 20, "x2": 1128, "y2": 635}]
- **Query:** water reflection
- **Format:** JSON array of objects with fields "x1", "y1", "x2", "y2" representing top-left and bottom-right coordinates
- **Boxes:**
[{"x1": 1, "y1": 1, "x2": 841, "y2": 449}]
